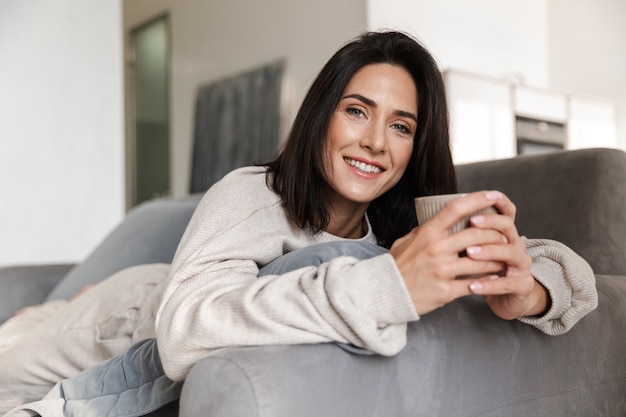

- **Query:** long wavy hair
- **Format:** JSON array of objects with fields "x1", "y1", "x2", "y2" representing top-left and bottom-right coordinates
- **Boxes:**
[{"x1": 266, "y1": 31, "x2": 457, "y2": 248}]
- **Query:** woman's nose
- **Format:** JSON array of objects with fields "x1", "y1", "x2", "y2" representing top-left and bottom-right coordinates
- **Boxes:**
[{"x1": 360, "y1": 122, "x2": 386, "y2": 153}]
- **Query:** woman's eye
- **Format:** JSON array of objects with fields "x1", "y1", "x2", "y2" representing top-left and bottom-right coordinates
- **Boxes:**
[
  {"x1": 346, "y1": 107, "x2": 364, "y2": 118},
  {"x1": 392, "y1": 123, "x2": 412, "y2": 135}
]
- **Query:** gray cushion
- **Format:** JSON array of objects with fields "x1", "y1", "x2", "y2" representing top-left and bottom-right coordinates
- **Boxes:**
[
  {"x1": 456, "y1": 147, "x2": 626, "y2": 276},
  {"x1": 46, "y1": 196, "x2": 201, "y2": 301},
  {"x1": 0, "y1": 264, "x2": 74, "y2": 323}
]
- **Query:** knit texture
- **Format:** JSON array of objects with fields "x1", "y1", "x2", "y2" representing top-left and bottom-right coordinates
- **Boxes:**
[{"x1": 519, "y1": 238, "x2": 597, "y2": 333}]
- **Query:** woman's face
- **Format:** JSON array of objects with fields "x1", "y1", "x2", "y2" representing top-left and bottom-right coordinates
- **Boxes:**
[{"x1": 325, "y1": 63, "x2": 417, "y2": 214}]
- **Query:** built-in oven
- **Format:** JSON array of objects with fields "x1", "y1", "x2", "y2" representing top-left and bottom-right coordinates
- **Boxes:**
[{"x1": 516, "y1": 116, "x2": 566, "y2": 155}]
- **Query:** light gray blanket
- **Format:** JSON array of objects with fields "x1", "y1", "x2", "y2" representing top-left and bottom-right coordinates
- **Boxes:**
[
  {"x1": 0, "y1": 385, "x2": 50, "y2": 415},
  {"x1": 3, "y1": 339, "x2": 181, "y2": 417}
]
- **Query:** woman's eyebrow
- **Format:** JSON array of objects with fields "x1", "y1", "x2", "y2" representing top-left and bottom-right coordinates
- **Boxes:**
[
  {"x1": 341, "y1": 93, "x2": 417, "y2": 123},
  {"x1": 342, "y1": 93, "x2": 376, "y2": 107}
]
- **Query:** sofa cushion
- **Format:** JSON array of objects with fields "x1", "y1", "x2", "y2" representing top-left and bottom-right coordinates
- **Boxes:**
[
  {"x1": 0, "y1": 264, "x2": 169, "y2": 387},
  {"x1": 45, "y1": 195, "x2": 201, "y2": 301},
  {"x1": 456, "y1": 147, "x2": 626, "y2": 276},
  {"x1": 0, "y1": 264, "x2": 74, "y2": 323}
]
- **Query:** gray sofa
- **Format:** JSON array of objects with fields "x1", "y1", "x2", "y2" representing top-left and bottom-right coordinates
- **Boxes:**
[{"x1": 1, "y1": 147, "x2": 625, "y2": 416}]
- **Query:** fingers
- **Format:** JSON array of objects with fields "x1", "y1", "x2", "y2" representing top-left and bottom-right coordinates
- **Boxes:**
[
  {"x1": 469, "y1": 210, "x2": 520, "y2": 249},
  {"x1": 431, "y1": 254, "x2": 506, "y2": 281},
  {"x1": 410, "y1": 276, "x2": 487, "y2": 316},
  {"x1": 468, "y1": 274, "x2": 532, "y2": 295},
  {"x1": 424, "y1": 191, "x2": 515, "y2": 235},
  {"x1": 447, "y1": 227, "x2": 507, "y2": 257},
  {"x1": 458, "y1": 192, "x2": 528, "y2": 271},
  {"x1": 467, "y1": 274, "x2": 549, "y2": 319},
  {"x1": 413, "y1": 272, "x2": 537, "y2": 317},
  {"x1": 465, "y1": 213, "x2": 529, "y2": 271}
]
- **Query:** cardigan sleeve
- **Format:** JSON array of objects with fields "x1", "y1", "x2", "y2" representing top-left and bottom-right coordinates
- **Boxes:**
[{"x1": 517, "y1": 237, "x2": 598, "y2": 334}]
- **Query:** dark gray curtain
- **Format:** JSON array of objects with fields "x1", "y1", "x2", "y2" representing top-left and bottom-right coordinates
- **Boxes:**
[{"x1": 190, "y1": 61, "x2": 284, "y2": 193}]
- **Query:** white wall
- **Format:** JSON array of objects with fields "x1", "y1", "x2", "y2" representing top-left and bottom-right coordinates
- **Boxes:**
[
  {"x1": 366, "y1": 0, "x2": 626, "y2": 152},
  {"x1": 547, "y1": 0, "x2": 626, "y2": 150},
  {"x1": 0, "y1": 0, "x2": 124, "y2": 266},
  {"x1": 125, "y1": 0, "x2": 368, "y2": 199},
  {"x1": 367, "y1": 0, "x2": 550, "y2": 86}
]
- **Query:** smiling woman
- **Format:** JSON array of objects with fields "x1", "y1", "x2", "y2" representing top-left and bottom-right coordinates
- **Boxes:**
[
  {"x1": 3, "y1": 31, "x2": 597, "y2": 417},
  {"x1": 267, "y1": 31, "x2": 456, "y2": 248},
  {"x1": 323, "y1": 63, "x2": 417, "y2": 237},
  {"x1": 157, "y1": 30, "x2": 595, "y2": 380}
]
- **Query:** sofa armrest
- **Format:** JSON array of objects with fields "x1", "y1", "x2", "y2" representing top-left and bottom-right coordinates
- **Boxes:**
[
  {"x1": 0, "y1": 264, "x2": 75, "y2": 323},
  {"x1": 180, "y1": 274, "x2": 626, "y2": 417},
  {"x1": 456, "y1": 147, "x2": 626, "y2": 276}
]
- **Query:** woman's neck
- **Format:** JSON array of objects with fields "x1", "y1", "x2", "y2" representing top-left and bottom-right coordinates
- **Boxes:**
[{"x1": 325, "y1": 205, "x2": 368, "y2": 239}]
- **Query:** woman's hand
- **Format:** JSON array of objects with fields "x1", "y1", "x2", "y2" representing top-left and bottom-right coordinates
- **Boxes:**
[
  {"x1": 463, "y1": 193, "x2": 549, "y2": 319},
  {"x1": 390, "y1": 191, "x2": 549, "y2": 319}
]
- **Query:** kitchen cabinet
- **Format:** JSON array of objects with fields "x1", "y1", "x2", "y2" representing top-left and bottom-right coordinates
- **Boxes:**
[
  {"x1": 445, "y1": 70, "x2": 515, "y2": 164},
  {"x1": 568, "y1": 95, "x2": 618, "y2": 150},
  {"x1": 514, "y1": 85, "x2": 567, "y2": 123},
  {"x1": 444, "y1": 69, "x2": 618, "y2": 164}
]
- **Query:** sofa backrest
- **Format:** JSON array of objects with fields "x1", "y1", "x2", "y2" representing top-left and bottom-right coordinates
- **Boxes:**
[
  {"x1": 456, "y1": 147, "x2": 626, "y2": 276},
  {"x1": 46, "y1": 194, "x2": 202, "y2": 301}
]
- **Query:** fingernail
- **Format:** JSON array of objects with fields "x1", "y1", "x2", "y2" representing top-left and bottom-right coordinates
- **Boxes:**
[
  {"x1": 489, "y1": 274, "x2": 500, "y2": 280},
  {"x1": 469, "y1": 281, "x2": 484, "y2": 292},
  {"x1": 470, "y1": 215, "x2": 485, "y2": 225},
  {"x1": 466, "y1": 246, "x2": 482, "y2": 255},
  {"x1": 485, "y1": 191, "x2": 503, "y2": 200},
  {"x1": 502, "y1": 235, "x2": 509, "y2": 243}
]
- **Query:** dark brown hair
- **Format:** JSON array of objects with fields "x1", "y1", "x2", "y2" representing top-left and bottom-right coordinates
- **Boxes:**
[{"x1": 266, "y1": 31, "x2": 457, "y2": 248}]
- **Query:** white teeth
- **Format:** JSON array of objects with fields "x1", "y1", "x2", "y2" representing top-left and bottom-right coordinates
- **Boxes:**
[{"x1": 344, "y1": 158, "x2": 382, "y2": 174}]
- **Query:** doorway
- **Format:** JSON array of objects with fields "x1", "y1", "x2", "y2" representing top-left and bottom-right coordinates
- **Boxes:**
[{"x1": 127, "y1": 15, "x2": 170, "y2": 208}]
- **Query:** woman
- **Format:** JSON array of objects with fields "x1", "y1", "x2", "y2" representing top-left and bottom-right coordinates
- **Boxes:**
[
  {"x1": 155, "y1": 30, "x2": 596, "y2": 381},
  {"x1": 3, "y1": 30, "x2": 596, "y2": 417}
]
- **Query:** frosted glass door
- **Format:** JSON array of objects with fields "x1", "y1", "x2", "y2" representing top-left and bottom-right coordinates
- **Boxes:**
[{"x1": 130, "y1": 16, "x2": 170, "y2": 206}]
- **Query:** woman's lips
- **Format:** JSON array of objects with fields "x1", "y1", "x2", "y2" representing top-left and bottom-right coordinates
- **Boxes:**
[{"x1": 343, "y1": 157, "x2": 384, "y2": 174}]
